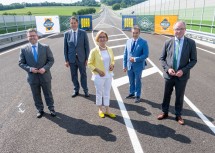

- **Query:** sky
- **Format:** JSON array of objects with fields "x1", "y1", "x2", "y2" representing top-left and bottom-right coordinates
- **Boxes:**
[{"x1": 0, "y1": 0, "x2": 99, "y2": 5}]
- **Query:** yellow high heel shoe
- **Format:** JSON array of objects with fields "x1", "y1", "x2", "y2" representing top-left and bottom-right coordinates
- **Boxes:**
[
  {"x1": 99, "y1": 112, "x2": 105, "y2": 118},
  {"x1": 105, "y1": 113, "x2": 116, "y2": 118}
]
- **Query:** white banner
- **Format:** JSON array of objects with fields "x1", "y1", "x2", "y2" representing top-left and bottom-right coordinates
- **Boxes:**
[{"x1": 35, "y1": 16, "x2": 60, "y2": 35}]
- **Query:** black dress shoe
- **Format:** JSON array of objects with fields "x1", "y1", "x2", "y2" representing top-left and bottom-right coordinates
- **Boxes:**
[
  {"x1": 50, "y1": 110, "x2": 56, "y2": 117},
  {"x1": 37, "y1": 111, "x2": 44, "y2": 118},
  {"x1": 125, "y1": 94, "x2": 135, "y2": 99},
  {"x1": 135, "y1": 97, "x2": 140, "y2": 103},
  {"x1": 72, "y1": 92, "x2": 79, "y2": 98},
  {"x1": 84, "y1": 92, "x2": 90, "y2": 97}
]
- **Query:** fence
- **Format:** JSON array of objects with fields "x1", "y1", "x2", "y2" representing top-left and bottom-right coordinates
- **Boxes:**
[
  {"x1": 0, "y1": 15, "x2": 36, "y2": 34},
  {"x1": 116, "y1": 0, "x2": 215, "y2": 34}
]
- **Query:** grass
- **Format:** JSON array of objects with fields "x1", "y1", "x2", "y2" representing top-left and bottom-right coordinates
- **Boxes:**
[{"x1": 0, "y1": 6, "x2": 101, "y2": 16}]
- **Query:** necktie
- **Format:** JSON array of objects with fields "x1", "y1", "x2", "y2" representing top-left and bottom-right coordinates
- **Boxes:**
[
  {"x1": 173, "y1": 39, "x2": 180, "y2": 71},
  {"x1": 131, "y1": 40, "x2": 136, "y2": 52},
  {"x1": 74, "y1": 32, "x2": 76, "y2": 46},
  {"x1": 32, "y1": 45, "x2": 38, "y2": 62}
]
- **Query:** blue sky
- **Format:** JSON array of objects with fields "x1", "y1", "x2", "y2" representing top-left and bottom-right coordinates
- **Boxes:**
[{"x1": 0, "y1": 0, "x2": 100, "y2": 5}]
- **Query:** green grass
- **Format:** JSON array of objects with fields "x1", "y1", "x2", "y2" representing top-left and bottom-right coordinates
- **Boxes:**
[{"x1": 0, "y1": 6, "x2": 101, "y2": 16}]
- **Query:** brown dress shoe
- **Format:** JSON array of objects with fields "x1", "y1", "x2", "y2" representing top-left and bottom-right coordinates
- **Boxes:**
[
  {"x1": 157, "y1": 113, "x2": 168, "y2": 120},
  {"x1": 175, "y1": 116, "x2": 184, "y2": 125}
]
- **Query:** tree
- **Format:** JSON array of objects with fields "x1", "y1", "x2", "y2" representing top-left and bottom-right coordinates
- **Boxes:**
[
  {"x1": 112, "y1": 3, "x2": 120, "y2": 10},
  {"x1": 120, "y1": 2, "x2": 126, "y2": 8}
]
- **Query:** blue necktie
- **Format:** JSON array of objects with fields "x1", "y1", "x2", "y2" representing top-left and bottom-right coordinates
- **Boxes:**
[
  {"x1": 32, "y1": 46, "x2": 38, "y2": 62},
  {"x1": 173, "y1": 39, "x2": 180, "y2": 71},
  {"x1": 131, "y1": 41, "x2": 136, "y2": 52},
  {"x1": 74, "y1": 32, "x2": 76, "y2": 46}
]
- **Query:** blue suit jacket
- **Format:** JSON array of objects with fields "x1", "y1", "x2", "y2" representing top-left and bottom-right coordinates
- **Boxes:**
[
  {"x1": 64, "y1": 29, "x2": 89, "y2": 63},
  {"x1": 123, "y1": 37, "x2": 149, "y2": 71}
]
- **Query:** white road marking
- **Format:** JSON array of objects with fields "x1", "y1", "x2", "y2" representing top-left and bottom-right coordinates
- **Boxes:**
[
  {"x1": 113, "y1": 67, "x2": 158, "y2": 87},
  {"x1": 92, "y1": 16, "x2": 144, "y2": 153},
  {"x1": 114, "y1": 55, "x2": 123, "y2": 60},
  {"x1": 109, "y1": 34, "x2": 126, "y2": 37},
  {"x1": 17, "y1": 103, "x2": 22, "y2": 107},
  {"x1": 18, "y1": 108, "x2": 25, "y2": 113},
  {"x1": 108, "y1": 38, "x2": 128, "y2": 42},
  {"x1": 109, "y1": 45, "x2": 125, "y2": 49},
  {"x1": 197, "y1": 47, "x2": 215, "y2": 55}
]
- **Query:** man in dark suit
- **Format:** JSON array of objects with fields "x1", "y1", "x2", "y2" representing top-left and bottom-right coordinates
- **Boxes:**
[
  {"x1": 64, "y1": 16, "x2": 90, "y2": 98},
  {"x1": 19, "y1": 28, "x2": 56, "y2": 118},
  {"x1": 158, "y1": 21, "x2": 197, "y2": 125},
  {"x1": 123, "y1": 25, "x2": 149, "y2": 103}
]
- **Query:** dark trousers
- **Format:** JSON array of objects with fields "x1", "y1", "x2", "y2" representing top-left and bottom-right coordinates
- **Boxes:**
[
  {"x1": 30, "y1": 81, "x2": 54, "y2": 112},
  {"x1": 162, "y1": 77, "x2": 188, "y2": 117},
  {"x1": 69, "y1": 57, "x2": 88, "y2": 93}
]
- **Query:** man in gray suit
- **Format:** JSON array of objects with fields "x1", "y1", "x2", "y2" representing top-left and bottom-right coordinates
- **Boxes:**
[
  {"x1": 64, "y1": 16, "x2": 90, "y2": 98},
  {"x1": 158, "y1": 21, "x2": 197, "y2": 125},
  {"x1": 19, "y1": 28, "x2": 56, "y2": 118}
]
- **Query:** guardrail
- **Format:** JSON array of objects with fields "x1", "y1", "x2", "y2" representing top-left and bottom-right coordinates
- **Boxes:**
[
  {"x1": 0, "y1": 30, "x2": 27, "y2": 50},
  {"x1": 185, "y1": 30, "x2": 215, "y2": 44}
]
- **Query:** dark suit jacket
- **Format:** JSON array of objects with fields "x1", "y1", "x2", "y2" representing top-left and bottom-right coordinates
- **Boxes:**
[
  {"x1": 160, "y1": 36, "x2": 197, "y2": 80},
  {"x1": 64, "y1": 29, "x2": 90, "y2": 63},
  {"x1": 19, "y1": 43, "x2": 54, "y2": 84}
]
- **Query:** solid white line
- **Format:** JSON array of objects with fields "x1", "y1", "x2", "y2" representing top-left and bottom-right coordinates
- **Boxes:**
[
  {"x1": 113, "y1": 67, "x2": 158, "y2": 87},
  {"x1": 197, "y1": 47, "x2": 215, "y2": 55},
  {"x1": 112, "y1": 83, "x2": 144, "y2": 153},
  {"x1": 109, "y1": 34, "x2": 126, "y2": 37},
  {"x1": 108, "y1": 38, "x2": 128, "y2": 42},
  {"x1": 109, "y1": 45, "x2": 125, "y2": 49},
  {"x1": 114, "y1": 55, "x2": 123, "y2": 60},
  {"x1": 184, "y1": 96, "x2": 215, "y2": 133},
  {"x1": 17, "y1": 103, "x2": 22, "y2": 107},
  {"x1": 92, "y1": 15, "x2": 144, "y2": 153}
]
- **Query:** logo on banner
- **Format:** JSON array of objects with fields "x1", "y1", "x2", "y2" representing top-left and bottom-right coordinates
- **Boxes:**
[
  {"x1": 160, "y1": 19, "x2": 170, "y2": 30},
  {"x1": 138, "y1": 17, "x2": 153, "y2": 30},
  {"x1": 43, "y1": 18, "x2": 54, "y2": 31}
]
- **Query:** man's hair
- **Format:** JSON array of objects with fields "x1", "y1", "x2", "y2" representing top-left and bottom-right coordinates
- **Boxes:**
[
  {"x1": 26, "y1": 28, "x2": 37, "y2": 34},
  {"x1": 132, "y1": 25, "x2": 141, "y2": 32},
  {"x1": 70, "y1": 16, "x2": 78, "y2": 22},
  {"x1": 173, "y1": 21, "x2": 186, "y2": 29}
]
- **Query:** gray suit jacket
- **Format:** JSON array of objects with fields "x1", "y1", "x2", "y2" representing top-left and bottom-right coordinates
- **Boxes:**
[
  {"x1": 64, "y1": 29, "x2": 89, "y2": 63},
  {"x1": 19, "y1": 43, "x2": 54, "y2": 84},
  {"x1": 160, "y1": 37, "x2": 197, "y2": 80}
]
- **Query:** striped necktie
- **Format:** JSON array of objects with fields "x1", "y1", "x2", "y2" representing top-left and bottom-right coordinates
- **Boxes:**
[
  {"x1": 173, "y1": 39, "x2": 180, "y2": 71},
  {"x1": 32, "y1": 45, "x2": 38, "y2": 62}
]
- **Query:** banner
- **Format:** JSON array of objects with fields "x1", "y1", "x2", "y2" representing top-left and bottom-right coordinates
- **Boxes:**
[
  {"x1": 136, "y1": 15, "x2": 154, "y2": 33},
  {"x1": 59, "y1": 16, "x2": 71, "y2": 32},
  {"x1": 122, "y1": 15, "x2": 136, "y2": 31},
  {"x1": 78, "y1": 15, "x2": 92, "y2": 31},
  {"x1": 154, "y1": 15, "x2": 178, "y2": 35},
  {"x1": 35, "y1": 16, "x2": 60, "y2": 35}
]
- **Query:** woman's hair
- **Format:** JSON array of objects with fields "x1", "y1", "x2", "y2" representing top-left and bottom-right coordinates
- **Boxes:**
[{"x1": 95, "y1": 30, "x2": 108, "y2": 42}]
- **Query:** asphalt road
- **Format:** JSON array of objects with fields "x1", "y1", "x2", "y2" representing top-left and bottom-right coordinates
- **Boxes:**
[{"x1": 0, "y1": 7, "x2": 215, "y2": 153}]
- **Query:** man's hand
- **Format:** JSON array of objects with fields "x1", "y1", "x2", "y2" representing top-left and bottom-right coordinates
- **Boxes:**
[
  {"x1": 65, "y1": 61, "x2": 69, "y2": 67},
  {"x1": 168, "y1": 68, "x2": 176, "y2": 76},
  {"x1": 123, "y1": 68, "x2": 127, "y2": 72},
  {"x1": 175, "y1": 70, "x2": 183, "y2": 77},
  {"x1": 38, "y1": 68, "x2": 46, "y2": 74},
  {"x1": 129, "y1": 57, "x2": 135, "y2": 62},
  {"x1": 31, "y1": 67, "x2": 38, "y2": 73},
  {"x1": 85, "y1": 60, "x2": 88, "y2": 66}
]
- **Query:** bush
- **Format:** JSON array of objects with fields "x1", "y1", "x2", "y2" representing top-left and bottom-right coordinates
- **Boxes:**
[{"x1": 112, "y1": 3, "x2": 120, "y2": 10}]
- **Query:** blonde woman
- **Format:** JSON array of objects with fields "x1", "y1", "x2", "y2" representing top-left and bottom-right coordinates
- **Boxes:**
[{"x1": 88, "y1": 30, "x2": 116, "y2": 118}]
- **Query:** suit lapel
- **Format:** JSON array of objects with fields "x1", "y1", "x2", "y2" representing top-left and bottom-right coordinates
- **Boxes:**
[
  {"x1": 37, "y1": 43, "x2": 43, "y2": 63},
  {"x1": 76, "y1": 30, "x2": 81, "y2": 47}
]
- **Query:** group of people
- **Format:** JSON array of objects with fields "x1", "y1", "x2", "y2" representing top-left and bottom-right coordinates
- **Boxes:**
[{"x1": 19, "y1": 16, "x2": 197, "y2": 125}]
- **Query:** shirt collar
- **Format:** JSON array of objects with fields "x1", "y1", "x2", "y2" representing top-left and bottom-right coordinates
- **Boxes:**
[
  {"x1": 132, "y1": 37, "x2": 139, "y2": 42},
  {"x1": 174, "y1": 36, "x2": 184, "y2": 42},
  {"x1": 72, "y1": 28, "x2": 78, "y2": 33},
  {"x1": 31, "y1": 42, "x2": 38, "y2": 47}
]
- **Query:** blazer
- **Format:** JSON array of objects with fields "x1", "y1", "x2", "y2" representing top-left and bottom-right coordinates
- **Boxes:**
[
  {"x1": 64, "y1": 29, "x2": 90, "y2": 63},
  {"x1": 88, "y1": 46, "x2": 114, "y2": 75},
  {"x1": 19, "y1": 43, "x2": 54, "y2": 84},
  {"x1": 123, "y1": 37, "x2": 149, "y2": 71},
  {"x1": 160, "y1": 36, "x2": 197, "y2": 80}
]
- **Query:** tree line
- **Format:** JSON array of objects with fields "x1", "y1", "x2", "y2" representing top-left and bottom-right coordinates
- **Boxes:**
[
  {"x1": 101, "y1": 0, "x2": 146, "y2": 10},
  {"x1": 0, "y1": 0, "x2": 100, "y2": 11}
]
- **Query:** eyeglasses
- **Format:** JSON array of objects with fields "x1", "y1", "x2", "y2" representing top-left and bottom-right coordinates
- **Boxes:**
[
  {"x1": 174, "y1": 28, "x2": 185, "y2": 31},
  {"x1": 28, "y1": 35, "x2": 37, "y2": 37},
  {"x1": 99, "y1": 36, "x2": 106, "y2": 39}
]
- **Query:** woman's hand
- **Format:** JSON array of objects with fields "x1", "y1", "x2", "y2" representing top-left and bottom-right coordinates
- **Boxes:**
[
  {"x1": 109, "y1": 64, "x2": 114, "y2": 71},
  {"x1": 95, "y1": 68, "x2": 105, "y2": 77}
]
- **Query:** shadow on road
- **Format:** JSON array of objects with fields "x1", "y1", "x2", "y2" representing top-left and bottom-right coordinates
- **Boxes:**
[{"x1": 44, "y1": 112, "x2": 117, "y2": 142}]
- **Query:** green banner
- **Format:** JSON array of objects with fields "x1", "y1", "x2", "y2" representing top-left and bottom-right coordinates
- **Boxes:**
[
  {"x1": 136, "y1": 15, "x2": 154, "y2": 33},
  {"x1": 59, "y1": 16, "x2": 71, "y2": 32}
]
